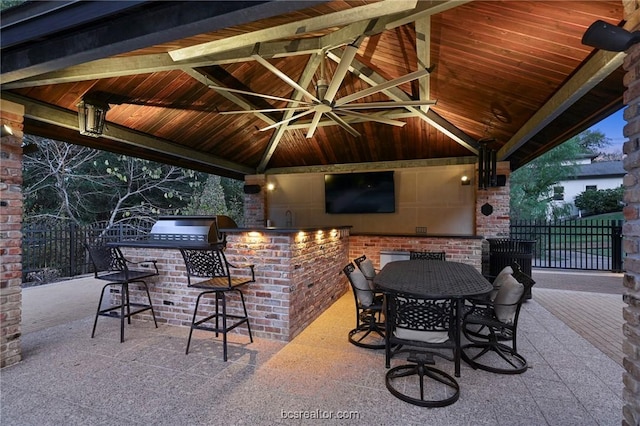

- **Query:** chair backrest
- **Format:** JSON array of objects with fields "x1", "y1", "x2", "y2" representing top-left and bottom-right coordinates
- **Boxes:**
[
  {"x1": 493, "y1": 262, "x2": 535, "y2": 325},
  {"x1": 343, "y1": 262, "x2": 375, "y2": 308},
  {"x1": 180, "y1": 248, "x2": 232, "y2": 287},
  {"x1": 85, "y1": 242, "x2": 127, "y2": 277},
  {"x1": 409, "y1": 251, "x2": 446, "y2": 261},
  {"x1": 354, "y1": 255, "x2": 376, "y2": 282},
  {"x1": 387, "y1": 294, "x2": 454, "y2": 344}
]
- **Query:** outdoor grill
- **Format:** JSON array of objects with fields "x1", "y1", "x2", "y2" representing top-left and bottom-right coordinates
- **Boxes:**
[{"x1": 115, "y1": 215, "x2": 238, "y2": 249}]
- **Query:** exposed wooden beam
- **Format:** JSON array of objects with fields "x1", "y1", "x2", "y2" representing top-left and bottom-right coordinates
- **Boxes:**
[
  {"x1": 384, "y1": 0, "x2": 472, "y2": 29},
  {"x1": 415, "y1": 16, "x2": 431, "y2": 112},
  {"x1": 498, "y1": 49, "x2": 625, "y2": 161},
  {"x1": 265, "y1": 156, "x2": 478, "y2": 175},
  {"x1": 169, "y1": 0, "x2": 418, "y2": 62},
  {"x1": 2, "y1": 1, "x2": 317, "y2": 83},
  {"x1": 2, "y1": 92, "x2": 254, "y2": 176},
  {"x1": 1, "y1": 38, "x2": 325, "y2": 90}
]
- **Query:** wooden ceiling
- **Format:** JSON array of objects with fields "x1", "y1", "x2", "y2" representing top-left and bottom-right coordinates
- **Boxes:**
[{"x1": 0, "y1": 1, "x2": 627, "y2": 180}]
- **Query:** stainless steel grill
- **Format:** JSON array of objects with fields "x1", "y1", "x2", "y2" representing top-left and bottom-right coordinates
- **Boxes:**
[{"x1": 148, "y1": 215, "x2": 237, "y2": 245}]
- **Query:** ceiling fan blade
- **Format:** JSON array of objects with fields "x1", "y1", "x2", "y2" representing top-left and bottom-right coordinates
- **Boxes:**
[
  {"x1": 306, "y1": 111, "x2": 324, "y2": 138},
  {"x1": 252, "y1": 54, "x2": 320, "y2": 103},
  {"x1": 337, "y1": 110, "x2": 407, "y2": 127},
  {"x1": 209, "y1": 85, "x2": 313, "y2": 105},
  {"x1": 326, "y1": 111, "x2": 360, "y2": 137},
  {"x1": 324, "y1": 44, "x2": 359, "y2": 102},
  {"x1": 220, "y1": 106, "x2": 310, "y2": 115},
  {"x1": 338, "y1": 100, "x2": 436, "y2": 110},
  {"x1": 259, "y1": 109, "x2": 316, "y2": 132},
  {"x1": 335, "y1": 68, "x2": 432, "y2": 107}
]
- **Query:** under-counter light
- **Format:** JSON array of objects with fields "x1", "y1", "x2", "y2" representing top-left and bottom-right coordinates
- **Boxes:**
[{"x1": 1, "y1": 124, "x2": 13, "y2": 137}]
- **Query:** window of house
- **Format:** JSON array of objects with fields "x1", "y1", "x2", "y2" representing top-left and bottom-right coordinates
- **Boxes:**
[
  {"x1": 586, "y1": 185, "x2": 597, "y2": 191},
  {"x1": 553, "y1": 186, "x2": 564, "y2": 200}
]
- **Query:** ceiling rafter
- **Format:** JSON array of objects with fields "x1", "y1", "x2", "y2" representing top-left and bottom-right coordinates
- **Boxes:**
[
  {"x1": 168, "y1": 0, "x2": 419, "y2": 62},
  {"x1": 2, "y1": 92, "x2": 254, "y2": 176},
  {"x1": 498, "y1": 49, "x2": 625, "y2": 160}
]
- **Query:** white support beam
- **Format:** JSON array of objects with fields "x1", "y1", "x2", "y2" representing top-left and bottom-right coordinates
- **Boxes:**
[
  {"x1": 169, "y1": 0, "x2": 418, "y2": 61},
  {"x1": 2, "y1": 92, "x2": 254, "y2": 175},
  {"x1": 498, "y1": 49, "x2": 625, "y2": 160}
]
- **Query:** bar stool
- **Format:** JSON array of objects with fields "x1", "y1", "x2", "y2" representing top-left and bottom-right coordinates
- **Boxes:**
[
  {"x1": 85, "y1": 243, "x2": 158, "y2": 342},
  {"x1": 180, "y1": 248, "x2": 255, "y2": 361}
]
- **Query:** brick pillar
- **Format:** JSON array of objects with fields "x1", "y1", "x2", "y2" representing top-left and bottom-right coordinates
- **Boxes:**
[
  {"x1": 0, "y1": 99, "x2": 24, "y2": 368},
  {"x1": 475, "y1": 161, "x2": 511, "y2": 239},
  {"x1": 243, "y1": 174, "x2": 266, "y2": 228},
  {"x1": 622, "y1": 16, "x2": 640, "y2": 424}
]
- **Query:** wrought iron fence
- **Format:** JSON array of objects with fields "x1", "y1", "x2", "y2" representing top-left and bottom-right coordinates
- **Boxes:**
[
  {"x1": 510, "y1": 219, "x2": 623, "y2": 272},
  {"x1": 21, "y1": 222, "x2": 151, "y2": 283}
]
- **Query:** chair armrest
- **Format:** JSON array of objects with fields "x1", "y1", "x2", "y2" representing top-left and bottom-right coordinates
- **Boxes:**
[
  {"x1": 125, "y1": 259, "x2": 159, "y2": 274},
  {"x1": 228, "y1": 263, "x2": 255, "y2": 281}
]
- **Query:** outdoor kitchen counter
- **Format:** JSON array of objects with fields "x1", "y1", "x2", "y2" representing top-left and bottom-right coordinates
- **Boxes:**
[{"x1": 116, "y1": 225, "x2": 351, "y2": 343}]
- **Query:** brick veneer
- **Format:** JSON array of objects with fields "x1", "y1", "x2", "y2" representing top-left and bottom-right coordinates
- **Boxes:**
[
  {"x1": 0, "y1": 100, "x2": 24, "y2": 368},
  {"x1": 622, "y1": 14, "x2": 640, "y2": 424},
  {"x1": 349, "y1": 235, "x2": 483, "y2": 271},
  {"x1": 119, "y1": 227, "x2": 349, "y2": 341}
]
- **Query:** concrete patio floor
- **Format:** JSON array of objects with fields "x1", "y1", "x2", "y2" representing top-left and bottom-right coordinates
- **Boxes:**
[{"x1": 1, "y1": 270, "x2": 625, "y2": 425}]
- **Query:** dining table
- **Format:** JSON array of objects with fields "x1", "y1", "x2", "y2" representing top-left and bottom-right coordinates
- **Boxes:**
[{"x1": 373, "y1": 259, "x2": 493, "y2": 377}]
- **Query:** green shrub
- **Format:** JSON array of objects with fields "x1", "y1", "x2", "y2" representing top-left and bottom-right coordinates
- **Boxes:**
[{"x1": 574, "y1": 186, "x2": 624, "y2": 216}]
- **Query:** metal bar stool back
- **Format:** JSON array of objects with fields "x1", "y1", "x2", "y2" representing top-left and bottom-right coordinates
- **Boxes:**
[
  {"x1": 85, "y1": 242, "x2": 158, "y2": 343},
  {"x1": 180, "y1": 248, "x2": 255, "y2": 361}
]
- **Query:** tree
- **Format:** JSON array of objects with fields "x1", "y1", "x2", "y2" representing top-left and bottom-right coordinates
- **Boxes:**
[
  {"x1": 22, "y1": 136, "x2": 206, "y2": 227},
  {"x1": 510, "y1": 130, "x2": 610, "y2": 221}
]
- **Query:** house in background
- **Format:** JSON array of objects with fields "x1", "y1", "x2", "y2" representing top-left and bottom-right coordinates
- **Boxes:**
[{"x1": 552, "y1": 155, "x2": 625, "y2": 217}]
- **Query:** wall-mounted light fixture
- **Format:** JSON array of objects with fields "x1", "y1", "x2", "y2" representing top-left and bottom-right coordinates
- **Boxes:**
[
  {"x1": 582, "y1": 20, "x2": 640, "y2": 52},
  {"x1": 266, "y1": 182, "x2": 276, "y2": 191},
  {"x1": 461, "y1": 175, "x2": 471, "y2": 186},
  {"x1": 77, "y1": 98, "x2": 110, "y2": 137}
]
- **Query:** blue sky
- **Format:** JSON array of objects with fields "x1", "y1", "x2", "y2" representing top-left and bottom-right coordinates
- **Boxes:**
[{"x1": 588, "y1": 109, "x2": 625, "y2": 153}]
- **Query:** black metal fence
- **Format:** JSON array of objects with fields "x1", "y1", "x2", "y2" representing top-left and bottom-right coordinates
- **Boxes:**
[
  {"x1": 510, "y1": 219, "x2": 623, "y2": 272},
  {"x1": 21, "y1": 222, "x2": 150, "y2": 283}
]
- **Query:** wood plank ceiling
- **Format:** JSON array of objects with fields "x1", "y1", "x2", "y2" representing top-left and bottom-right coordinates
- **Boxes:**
[{"x1": 0, "y1": 0, "x2": 627, "y2": 180}]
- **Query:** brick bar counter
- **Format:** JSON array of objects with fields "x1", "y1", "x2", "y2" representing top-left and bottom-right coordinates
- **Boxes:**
[{"x1": 117, "y1": 226, "x2": 351, "y2": 341}]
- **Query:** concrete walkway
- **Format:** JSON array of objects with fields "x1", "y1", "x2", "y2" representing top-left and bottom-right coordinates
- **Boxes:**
[{"x1": 3, "y1": 269, "x2": 626, "y2": 425}]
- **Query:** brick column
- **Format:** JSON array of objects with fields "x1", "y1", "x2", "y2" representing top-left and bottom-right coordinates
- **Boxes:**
[
  {"x1": 243, "y1": 174, "x2": 266, "y2": 228},
  {"x1": 622, "y1": 18, "x2": 640, "y2": 423},
  {"x1": 0, "y1": 99, "x2": 24, "y2": 368},
  {"x1": 475, "y1": 161, "x2": 511, "y2": 239}
]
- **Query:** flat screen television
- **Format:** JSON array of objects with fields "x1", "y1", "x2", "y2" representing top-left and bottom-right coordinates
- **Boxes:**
[{"x1": 324, "y1": 171, "x2": 395, "y2": 214}]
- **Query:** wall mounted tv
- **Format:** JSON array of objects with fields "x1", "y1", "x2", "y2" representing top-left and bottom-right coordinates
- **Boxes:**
[{"x1": 324, "y1": 171, "x2": 395, "y2": 214}]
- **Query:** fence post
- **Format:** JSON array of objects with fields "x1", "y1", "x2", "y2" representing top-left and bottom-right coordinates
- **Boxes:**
[
  {"x1": 69, "y1": 222, "x2": 77, "y2": 277},
  {"x1": 611, "y1": 220, "x2": 623, "y2": 272}
]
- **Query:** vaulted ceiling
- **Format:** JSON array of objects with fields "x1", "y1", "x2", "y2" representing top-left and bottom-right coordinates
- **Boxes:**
[{"x1": 0, "y1": 1, "x2": 627, "y2": 180}]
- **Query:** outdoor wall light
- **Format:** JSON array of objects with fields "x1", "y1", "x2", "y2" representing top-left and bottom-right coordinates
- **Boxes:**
[
  {"x1": 266, "y1": 182, "x2": 276, "y2": 191},
  {"x1": 77, "y1": 98, "x2": 110, "y2": 137},
  {"x1": 582, "y1": 20, "x2": 640, "y2": 52},
  {"x1": 461, "y1": 175, "x2": 471, "y2": 186}
]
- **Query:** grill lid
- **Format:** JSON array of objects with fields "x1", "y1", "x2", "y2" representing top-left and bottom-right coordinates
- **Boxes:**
[{"x1": 149, "y1": 215, "x2": 237, "y2": 244}]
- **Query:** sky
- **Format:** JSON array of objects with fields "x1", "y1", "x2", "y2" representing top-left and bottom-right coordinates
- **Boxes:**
[{"x1": 588, "y1": 109, "x2": 625, "y2": 153}]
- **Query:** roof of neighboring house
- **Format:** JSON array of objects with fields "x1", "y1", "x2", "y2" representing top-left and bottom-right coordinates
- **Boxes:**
[{"x1": 569, "y1": 161, "x2": 626, "y2": 180}]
